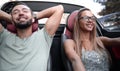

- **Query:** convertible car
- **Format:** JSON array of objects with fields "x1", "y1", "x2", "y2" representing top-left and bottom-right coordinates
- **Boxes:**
[
  {"x1": 97, "y1": 12, "x2": 120, "y2": 38},
  {"x1": 0, "y1": 1, "x2": 120, "y2": 71},
  {"x1": 97, "y1": 12, "x2": 120, "y2": 71}
]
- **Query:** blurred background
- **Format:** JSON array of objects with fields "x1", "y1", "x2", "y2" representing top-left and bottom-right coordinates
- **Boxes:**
[{"x1": 0, "y1": 0, "x2": 120, "y2": 18}]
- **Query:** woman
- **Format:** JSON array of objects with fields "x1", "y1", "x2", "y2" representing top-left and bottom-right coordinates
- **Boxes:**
[{"x1": 64, "y1": 8, "x2": 120, "y2": 71}]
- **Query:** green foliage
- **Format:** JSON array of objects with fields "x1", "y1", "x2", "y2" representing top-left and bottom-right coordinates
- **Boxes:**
[{"x1": 95, "y1": 0, "x2": 120, "y2": 16}]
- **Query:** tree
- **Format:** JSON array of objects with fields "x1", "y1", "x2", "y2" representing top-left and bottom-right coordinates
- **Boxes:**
[{"x1": 94, "y1": 0, "x2": 120, "y2": 16}]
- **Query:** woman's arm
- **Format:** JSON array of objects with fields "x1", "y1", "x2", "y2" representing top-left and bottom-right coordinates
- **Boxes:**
[
  {"x1": 64, "y1": 39, "x2": 86, "y2": 71},
  {"x1": 99, "y1": 36, "x2": 120, "y2": 47}
]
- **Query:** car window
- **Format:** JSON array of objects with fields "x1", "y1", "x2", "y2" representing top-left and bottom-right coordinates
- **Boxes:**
[{"x1": 100, "y1": 12, "x2": 120, "y2": 27}]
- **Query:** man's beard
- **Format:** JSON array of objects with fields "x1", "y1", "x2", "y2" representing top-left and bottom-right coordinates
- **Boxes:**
[{"x1": 14, "y1": 19, "x2": 32, "y2": 29}]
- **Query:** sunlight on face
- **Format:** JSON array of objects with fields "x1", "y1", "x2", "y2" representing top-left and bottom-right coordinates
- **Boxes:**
[{"x1": 79, "y1": 10, "x2": 96, "y2": 32}]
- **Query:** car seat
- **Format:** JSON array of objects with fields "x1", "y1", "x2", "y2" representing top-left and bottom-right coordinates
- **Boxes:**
[
  {"x1": 61, "y1": 10, "x2": 79, "y2": 71},
  {"x1": 65, "y1": 10, "x2": 79, "y2": 39}
]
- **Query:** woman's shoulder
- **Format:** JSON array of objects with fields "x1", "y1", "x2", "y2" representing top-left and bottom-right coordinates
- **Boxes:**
[
  {"x1": 64, "y1": 39, "x2": 75, "y2": 44},
  {"x1": 64, "y1": 39, "x2": 75, "y2": 48}
]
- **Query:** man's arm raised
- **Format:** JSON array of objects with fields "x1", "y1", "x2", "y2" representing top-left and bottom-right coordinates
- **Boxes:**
[
  {"x1": 0, "y1": 10, "x2": 11, "y2": 32},
  {"x1": 0, "y1": 10, "x2": 11, "y2": 23},
  {"x1": 36, "y1": 5, "x2": 64, "y2": 36}
]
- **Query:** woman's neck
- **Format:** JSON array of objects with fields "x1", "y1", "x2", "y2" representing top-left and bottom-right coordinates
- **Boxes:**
[
  {"x1": 80, "y1": 31, "x2": 90, "y2": 41},
  {"x1": 80, "y1": 32, "x2": 93, "y2": 51}
]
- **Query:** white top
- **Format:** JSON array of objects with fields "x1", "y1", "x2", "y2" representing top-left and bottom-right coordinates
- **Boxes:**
[{"x1": 0, "y1": 28, "x2": 53, "y2": 71}]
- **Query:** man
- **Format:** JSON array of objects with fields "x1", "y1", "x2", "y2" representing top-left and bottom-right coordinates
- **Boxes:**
[{"x1": 0, "y1": 1, "x2": 64, "y2": 71}]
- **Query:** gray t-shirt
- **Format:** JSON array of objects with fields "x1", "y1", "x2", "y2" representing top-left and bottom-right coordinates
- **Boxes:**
[{"x1": 0, "y1": 27, "x2": 53, "y2": 71}]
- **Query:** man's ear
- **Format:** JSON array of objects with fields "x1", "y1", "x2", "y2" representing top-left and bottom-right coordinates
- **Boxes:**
[
  {"x1": 32, "y1": 13, "x2": 37, "y2": 23},
  {"x1": 10, "y1": 16, "x2": 14, "y2": 25},
  {"x1": 12, "y1": 22, "x2": 14, "y2": 25},
  {"x1": 32, "y1": 18, "x2": 35, "y2": 23},
  {"x1": 11, "y1": 19, "x2": 14, "y2": 25}
]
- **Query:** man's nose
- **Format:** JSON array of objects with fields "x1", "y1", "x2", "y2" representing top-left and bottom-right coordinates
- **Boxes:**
[{"x1": 19, "y1": 11, "x2": 24, "y2": 16}]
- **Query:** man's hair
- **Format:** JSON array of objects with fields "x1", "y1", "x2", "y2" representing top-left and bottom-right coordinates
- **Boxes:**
[
  {"x1": 1, "y1": 1, "x2": 32, "y2": 14},
  {"x1": 10, "y1": 1, "x2": 32, "y2": 14}
]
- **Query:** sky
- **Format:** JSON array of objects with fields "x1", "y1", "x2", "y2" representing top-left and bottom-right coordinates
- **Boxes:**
[
  {"x1": 0, "y1": 0, "x2": 105, "y2": 18},
  {"x1": 0, "y1": 0, "x2": 9, "y2": 8},
  {"x1": 25, "y1": 0, "x2": 104, "y2": 18}
]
